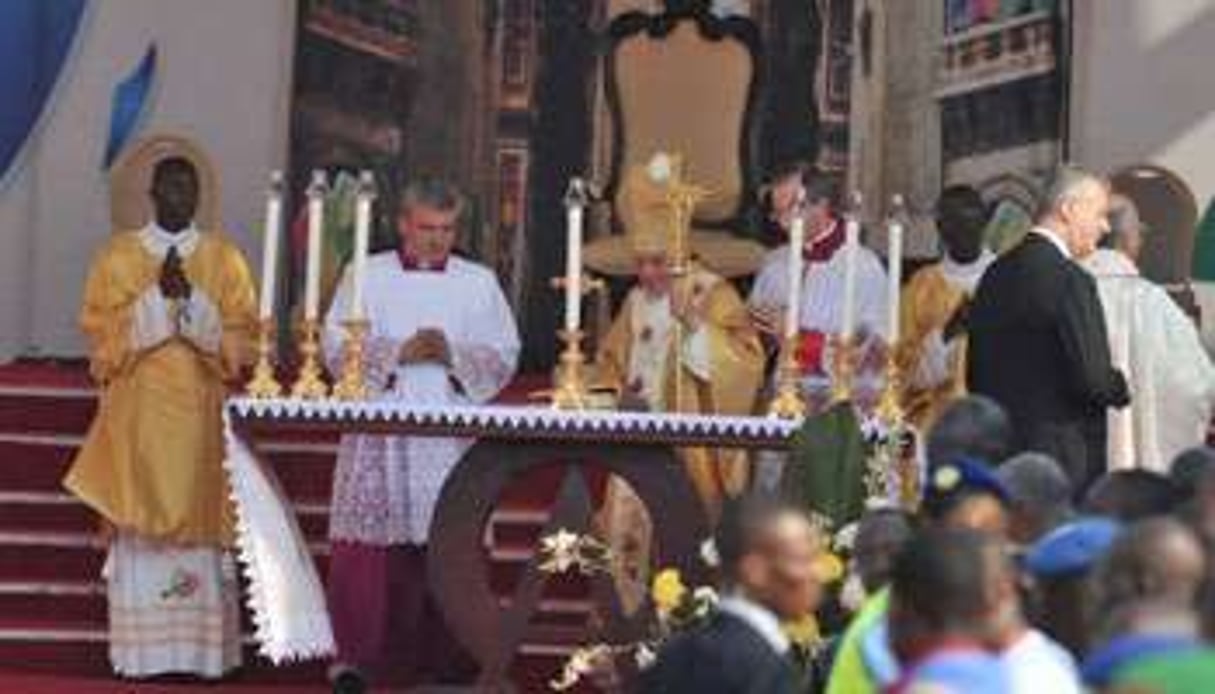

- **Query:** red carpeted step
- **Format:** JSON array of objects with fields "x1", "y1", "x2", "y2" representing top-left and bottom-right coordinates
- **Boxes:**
[
  {"x1": 0, "y1": 583, "x2": 105, "y2": 627},
  {"x1": 0, "y1": 393, "x2": 96, "y2": 436},
  {"x1": 0, "y1": 535, "x2": 104, "y2": 584},
  {"x1": 0, "y1": 440, "x2": 76, "y2": 492}
]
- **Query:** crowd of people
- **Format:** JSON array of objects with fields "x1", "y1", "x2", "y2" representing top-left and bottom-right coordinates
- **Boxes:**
[{"x1": 645, "y1": 396, "x2": 1215, "y2": 693}]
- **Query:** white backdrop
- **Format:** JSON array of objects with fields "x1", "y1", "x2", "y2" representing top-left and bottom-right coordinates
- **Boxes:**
[{"x1": 0, "y1": 0, "x2": 296, "y2": 360}]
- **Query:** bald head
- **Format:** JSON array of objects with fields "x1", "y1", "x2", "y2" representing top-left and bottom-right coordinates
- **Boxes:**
[
  {"x1": 1092, "y1": 518, "x2": 1206, "y2": 617},
  {"x1": 1036, "y1": 165, "x2": 1111, "y2": 258}
]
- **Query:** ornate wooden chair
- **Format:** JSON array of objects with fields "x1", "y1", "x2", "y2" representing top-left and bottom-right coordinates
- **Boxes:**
[{"x1": 594, "y1": 0, "x2": 766, "y2": 279}]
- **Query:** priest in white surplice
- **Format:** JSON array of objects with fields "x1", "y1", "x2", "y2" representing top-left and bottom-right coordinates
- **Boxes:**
[
  {"x1": 748, "y1": 162, "x2": 889, "y2": 405},
  {"x1": 1081, "y1": 195, "x2": 1215, "y2": 473},
  {"x1": 322, "y1": 179, "x2": 520, "y2": 690}
]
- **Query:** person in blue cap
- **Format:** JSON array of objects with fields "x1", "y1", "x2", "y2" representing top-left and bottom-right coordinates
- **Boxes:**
[
  {"x1": 826, "y1": 457, "x2": 1014, "y2": 693},
  {"x1": 1023, "y1": 516, "x2": 1123, "y2": 655}
]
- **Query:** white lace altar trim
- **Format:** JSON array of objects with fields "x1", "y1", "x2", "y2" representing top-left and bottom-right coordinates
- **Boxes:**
[
  {"x1": 226, "y1": 398, "x2": 801, "y2": 444},
  {"x1": 222, "y1": 410, "x2": 335, "y2": 663}
]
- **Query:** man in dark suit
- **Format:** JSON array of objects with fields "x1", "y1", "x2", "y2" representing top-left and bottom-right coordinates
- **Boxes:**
[
  {"x1": 967, "y1": 165, "x2": 1130, "y2": 491},
  {"x1": 640, "y1": 497, "x2": 821, "y2": 693}
]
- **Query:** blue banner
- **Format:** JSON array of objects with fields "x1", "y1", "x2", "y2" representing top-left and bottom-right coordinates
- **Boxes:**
[{"x1": 0, "y1": 0, "x2": 86, "y2": 183}]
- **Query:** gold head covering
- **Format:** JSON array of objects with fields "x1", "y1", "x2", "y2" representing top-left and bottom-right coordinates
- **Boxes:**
[
  {"x1": 108, "y1": 132, "x2": 220, "y2": 231},
  {"x1": 584, "y1": 152, "x2": 765, "y2": 278}
]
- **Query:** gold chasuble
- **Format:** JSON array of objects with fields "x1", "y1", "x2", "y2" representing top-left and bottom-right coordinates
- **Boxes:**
[
  {"x1": 895, "y1": 253, "x2": 993, "y2": 430},
  {"x1": 597, "y1": 264, "x2": 765, "y2": 511},
  {"x1": 65, "y1": 230, "x2": 256, "y2": 546}
]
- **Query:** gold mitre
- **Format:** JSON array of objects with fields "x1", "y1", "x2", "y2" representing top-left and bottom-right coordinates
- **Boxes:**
[{"x1": 584, "y1": 152, "x2": 765, "y2": 278}]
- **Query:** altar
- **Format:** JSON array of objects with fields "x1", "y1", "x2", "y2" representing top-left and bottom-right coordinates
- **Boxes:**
[{"x1": 223, "y1": 396, "x2": 800, "y2": 688}]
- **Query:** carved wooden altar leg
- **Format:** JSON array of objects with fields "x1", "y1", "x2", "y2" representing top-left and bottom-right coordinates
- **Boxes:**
[{"x1": 426, "y1": 441, "x2": 710, "y2": 692}]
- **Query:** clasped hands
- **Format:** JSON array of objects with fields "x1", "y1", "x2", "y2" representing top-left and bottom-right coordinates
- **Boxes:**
[
  {"x1": 398, "y1": 328, "x2": 452, "y2": 367},
  {"x1": 159, "y1": 248, "x2": 192, "y2": 301}
]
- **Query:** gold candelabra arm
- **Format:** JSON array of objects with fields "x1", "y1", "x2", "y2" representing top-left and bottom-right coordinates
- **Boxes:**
[
  {"x1": 875, "y1": 349, "x2": 903, "y2": 424},
  {"x1": 768, "y1": 335, "x2": 807, "y2": 419},
  {"x1": 332, "y1": 320, "x2": 371, "y2": 401},
  {"x1": 830, "y1": 334, "x2": 857, "y2": 403},
  {"x1": 246, "y1": 318, "x2": 283, "y2": 399},
  {"x1": 551, "y1": 329, "x2": 589, "y2": 410},
  {"x1": 291, "y1": 319, "x2": 329, "y2": 400}
]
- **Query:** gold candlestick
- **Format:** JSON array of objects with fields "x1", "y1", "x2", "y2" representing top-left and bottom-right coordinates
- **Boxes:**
[
  {"x1": 768, "y1": 336, "x2": 806, "y2": 419},
  {"x1": 291, "y1": 319, "x2": 328, "y2": 400},
  {"x1": 830, "y1": 335, "x2": 857, "y2": 403},
  {"x1": 332, "y1": 320, "x2": 371, "y2": 401},
  {"x1": 552, "y1": 329, "x2": 589, "y2": 410},
  {"x1": 246, "y1": 318, "x2": 283, "y2": 399},
  {"x1": 875, "y1": 351, "x2": 903, "y2": 424}
]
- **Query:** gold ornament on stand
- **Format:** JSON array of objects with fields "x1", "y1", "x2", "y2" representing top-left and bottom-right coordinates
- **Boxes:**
[
  {"x1": 331, "y1": 172, "x2": 376, "y2": 401},
  {"x1": 332, "y1": 320, "x2": 371, "y2": 401},
  {"x1": 768, "y1": 338, "x2": 807, "y2": 419},
  {"x1": 830, "y1": 335, "x2": 856, "y2": 403},
  {"x1": 246, "y1": 318, "x2": 283, "y2": 399},
  {"x1": 291, "y1": 319, "x2": 329, "y2": 400},
  {"x1": 552, "y1": 329, "x2": 591, "y2": 410}
]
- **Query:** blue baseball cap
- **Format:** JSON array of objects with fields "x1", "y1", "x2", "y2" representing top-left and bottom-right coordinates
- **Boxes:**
[{"x1": 1024, "y1": 517, "x2": 1122, "y2": 578}]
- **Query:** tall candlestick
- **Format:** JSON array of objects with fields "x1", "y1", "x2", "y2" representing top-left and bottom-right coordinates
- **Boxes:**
[
  {"x1": 563, "y1": 178, "x2": 588, "y2": 334},
  {"x1": 258, "y1": 172, "x2": 284, "y2": 320},
  {"x1": 349, "y1": 171, "x2": 375, "y2": 322},
  {"x1": 303, "y1": 171, "x2": 327, "y2": 322},
  {"x1": 785, "y1": 189, "x2": 807, "y2": 340},
  {"x1": 840, "y1": 194, "x2": 862, "y2": 342},
  {"x1": 886, "y1": 195, "x2": 905, "y2": 344}
]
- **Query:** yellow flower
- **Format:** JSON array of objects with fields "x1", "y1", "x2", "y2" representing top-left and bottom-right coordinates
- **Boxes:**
[
  {"x1": 651, "y1": 568, "x2": 687, "y2": 616},
  {"x1": 783, "y1": 614, "x2": 821, "y2": 648},
  {"x1": 814, "y1": 551, "x2": 846, "y2": 584}
]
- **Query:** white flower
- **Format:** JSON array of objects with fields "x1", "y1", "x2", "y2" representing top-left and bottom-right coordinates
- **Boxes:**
[
  {"x1": 693, "y1": 586, "x2": 719, "y2": 606},
  {"x1": 634, "y1": 644, "x2": 658, "y2": 670},
  {"x1": 539, "y1": 529, "x2": 583, "y2": 574},
  {"x1": 549, "y1": 644, "x2": 611, "y2": 691},
  {"x1": 699, "y1": 537, "x2": 720, "y2": 568},
  {"x1": 833, "y1": 522, "x2": 859, "y2": 553},
  {"x1": 647, "y1": 153, "x2": 673, "y2": 182}
]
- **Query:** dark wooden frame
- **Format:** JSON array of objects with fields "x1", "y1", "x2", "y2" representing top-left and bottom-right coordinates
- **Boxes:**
[{"x1": 602, "y1": 0, "x2": 764, "y2": 232}]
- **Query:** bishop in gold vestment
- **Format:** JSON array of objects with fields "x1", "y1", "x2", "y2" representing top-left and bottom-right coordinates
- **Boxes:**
[
  {"x1": 584, "y1": 155, "x2": 765, "y2": 608},
  {"x1": 64, "y1": 156, "x2": 256, "y2": 679},
  {"x1": 896, "y1": 185, "x2": 994, "y2": 430}
]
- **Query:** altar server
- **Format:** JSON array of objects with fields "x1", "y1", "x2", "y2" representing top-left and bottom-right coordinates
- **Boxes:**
[
  {"x1": 748, "y1": 162, "x2": 889, "y2": 395},
  {"x1": 65, "y1": 152, "x2": 256, "y2": 679},
  {"x1": 895, "y1": 185, "x2": 996, "y2": 430},
  {"x1": 323, "y1": 178, "x2": 520, "y2": 691}
]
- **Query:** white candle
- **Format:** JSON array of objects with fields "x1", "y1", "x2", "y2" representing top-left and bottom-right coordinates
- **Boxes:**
[
  {"x1": 785, "y1": 197, "x2": 806, "y2": 339},
  {"x1": 886, "y1": 196, "x2": 905, "y2": 344},
  {"x1": 349, "y1": 171, "x2": 375, "y2": 322},
  {"x1": 563, "y1": 179, "x2": 585, "y2": 334},
  {"x1": 303, "y1": 170, "x2": 326, "y2": 322},
  {"x1": 841, "y1": 214, "x2": 860, "y2": 342},
  {"x1": 257, "y1": 172, "x2": 283, "y2": 320}
]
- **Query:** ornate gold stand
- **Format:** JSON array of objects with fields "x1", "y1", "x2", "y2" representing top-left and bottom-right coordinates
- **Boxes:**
[
  {"x1": 332, "y1": 320, "x2": 371, "y2": 401},
  {"x1": 291, "y1": 319, "x2": 329, "y2": 400},
  {"x1": 768, "y1": 337, "x2": 806, "y2": 419},
  {"x1": 830, "y1": 335, "x2": 857, "y2": 403},
  {"x1": 874, "y1": 352, "x2": 902, "y2": 423},
  {"x1": 552, "y1": 330, "x2": 589, "y2": 410},
  {"x1": 245, "y1": 318, "x2": 283, "y2": 399}
]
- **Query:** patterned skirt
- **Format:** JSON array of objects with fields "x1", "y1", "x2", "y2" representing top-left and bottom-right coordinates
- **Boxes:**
[{"x1": 105, "y1": 531, "x2": 242, "y2": 678}]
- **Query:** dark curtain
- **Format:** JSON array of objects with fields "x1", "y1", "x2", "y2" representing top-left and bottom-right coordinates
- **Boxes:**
[
  {"x1": 520, "y1": 0, "x2": 595, "y2": 371},
  {"x1": 759, "y1": 0, "x2": 823, "y2": 172}
]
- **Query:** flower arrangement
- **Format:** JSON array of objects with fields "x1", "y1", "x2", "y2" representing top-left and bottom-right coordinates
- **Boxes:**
[
  {"x1": 859, "y1": 413, "x2": 920, "y2": 509},
  {"x1": 539, "y1": 528, "x2": 843, "y2": 691}
]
